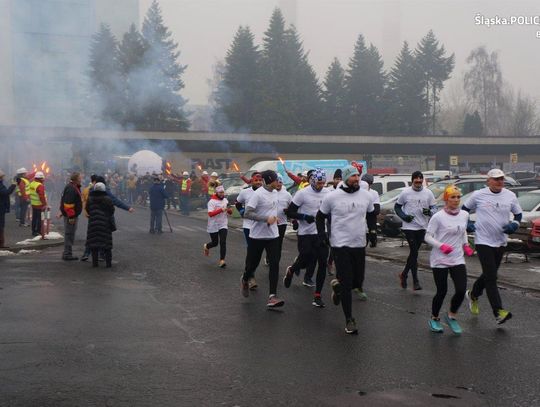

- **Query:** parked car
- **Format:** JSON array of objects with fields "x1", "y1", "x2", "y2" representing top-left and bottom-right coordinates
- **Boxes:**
[
  {"x1": 517, "y1": 190, "x2": 540, "y2": 223},
  {"x1": 428, "y1": 176, "x2": 519, "y2": 201},
  {"x1": 371, "y1": 175, "x2": 411, "y2": 195},
  {"x1": 377, "y1": 187, "x2": 406, "y2": 224}
]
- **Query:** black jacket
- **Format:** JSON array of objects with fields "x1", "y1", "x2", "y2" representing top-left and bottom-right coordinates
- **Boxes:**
[
  {"x1": 60, "y1": 182, "x2": 83, "y2": 218},
  {"x1": 86, "y1": 191, "x2": 115, "y2": 250},
  {"x1": 0, "y1": 180, "x2": 16, "y2": 215}
]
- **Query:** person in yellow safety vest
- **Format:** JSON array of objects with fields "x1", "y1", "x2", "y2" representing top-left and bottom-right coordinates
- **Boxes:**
[
  {"x1": 27, "y1": 171, "x2": 47, "y2": 237},
  {"x1": 179, "y1": 171, "x2": 192, "y2": 216},
  {"x1": 15, "y1": 167, "x2": 32, "y2": 227}
]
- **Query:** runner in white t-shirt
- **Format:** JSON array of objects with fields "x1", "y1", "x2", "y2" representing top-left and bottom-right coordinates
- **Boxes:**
[
  {"x1": 204, "y1": 186, "x2": 232, "y2": 268},
  {"x1": 317, "y1": 165, "x2": 375, "y2": 335},
  {"x1": 325, "y1": 169, "x2": 343, "y2": 276},
  {"x1": 394, "y1": 171, "x2": 436, "y2": 291},
  {"x1": 424, "y1": 185, "x2": 474, "y2": 334},
  {"x1": 283, "y1": 168, "x2": 330, "y2": 307},
  {"x1": 235, "y1": 172, "x2": 263, "y2": 290},
  {"x1": 463, "y1": 168, "x2": 522, "y2": 325},
  {"x1": 241, "y1": 170, "x2": 285, "y2": 308}
]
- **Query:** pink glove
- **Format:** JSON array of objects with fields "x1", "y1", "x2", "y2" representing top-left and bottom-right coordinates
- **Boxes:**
[
  {"x1": 439, "y1": 244, "x2": 453, "y2": 255},
  {"x1": 463, "y1": 244, "x2": 474, "y2": 257}
]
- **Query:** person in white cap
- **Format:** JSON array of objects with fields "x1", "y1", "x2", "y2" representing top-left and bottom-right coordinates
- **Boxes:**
[
  {"x1": 463, "y1": 168, "x2": 522, "y2": 325},
  {"x1": 179, "y1": 171, "x2": 192, "y2": 215},
  {"x1": 316, "y1": 165, "x2": 375, "y2": 335},
  {"x1": 27, "y1": 171, "x2": 47, "y2": 237},
  {"x1": 207, "y1": 172, "x2": 221, "y2": 201},
  {"x1": 0, "y1": 169, "x2": 17, "y2": 248},
  {"x1": 204, "y1": 185, "x2": 232, "y2": 268}
]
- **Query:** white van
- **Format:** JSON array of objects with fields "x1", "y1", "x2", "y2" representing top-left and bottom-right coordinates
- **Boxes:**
[{"x1": 371, "y1": 174, "x2": 411, "y2": 195}]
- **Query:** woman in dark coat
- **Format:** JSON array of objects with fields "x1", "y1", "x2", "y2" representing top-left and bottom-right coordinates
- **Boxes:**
[{"x1": 86, "y1": 182, "x2": 115, "y2": 268}]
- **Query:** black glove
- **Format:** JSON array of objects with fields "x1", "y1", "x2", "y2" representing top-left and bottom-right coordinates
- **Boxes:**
[
  {"x1": 422, "y1": 208, "x2": 431, "y2": 216},
  {"x1": 368, "y1": 230, "x2": 377, "y2": 248},
  {"x1": 303, "y1": 214, "x2": 315, "y2": 224},
  {"x1": 466, "y1": 221, "x2": 476, "y2": 233},
  {"x1": 292, "y1": 219, "x2": 299, "y2": 230},
  {"x1": 403, "y1": 215, "x2": 414, "y2": 223},
  {"x1": 15, "y1": 177, "x2": 21, "y2": 184}
]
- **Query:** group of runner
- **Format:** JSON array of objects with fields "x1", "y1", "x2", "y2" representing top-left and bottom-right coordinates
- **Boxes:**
[{"x1": 203, "y1": 166, "x2": 522, "y2": 335}]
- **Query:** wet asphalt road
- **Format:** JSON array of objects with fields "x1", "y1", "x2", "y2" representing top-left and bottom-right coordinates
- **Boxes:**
[{"x1": 1, "y1": 208, "x2": 540, "y2": 407}]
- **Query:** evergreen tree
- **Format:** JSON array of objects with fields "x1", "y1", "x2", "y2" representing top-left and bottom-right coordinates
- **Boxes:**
[
  {"x1": 463, "y1": 110, "x2": 483, "y2": 136},
  {"x1": 344, "y1": 34, "x2": 386, "y2": 134},
  {"x1": 386, "y1": 41, "x2": 426, "y2": 134},
  {"x1": 322, "y1": 58, "x2": 347, "y2": 133},
  {"x1": 117, "y1": 23, "x2": 149, "y2": 128},
  {"x1": 139, "y1": 0, "x2": 189, "y2": 130},
  {"x1": 217, "y1": 26, "x2": 260, "y2": 131},
  {"x1": 87, "y1": 23, "x2": 123, "y2": 125},
  {"x1": 256, "y1": 8, "x2": 295, "y2": 133},
  {"x1": 283, "y1": 25, "x2": 322, "y2": 133},
  {"x1": 415, "y1": 30, "x2": 455, "y2": 134}
]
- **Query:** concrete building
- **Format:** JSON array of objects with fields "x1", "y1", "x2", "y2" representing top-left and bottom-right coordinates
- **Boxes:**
[{"x1": 0, "y1": 0, "x2": 139, "y2": 128}]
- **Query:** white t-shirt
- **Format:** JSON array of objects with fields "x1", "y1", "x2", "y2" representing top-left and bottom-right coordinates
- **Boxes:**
[
  {"x1": 396, "y1": 187, "x2": 436, "y2": 231},
  {"x1": 247, "y1": 187, "x2": 279, "y2": 239},
  {"x1": 276, "y1": 188, "x2": 292, "y2": 226},
  {"x1": 464, "y1": 187, "x2": 522, "y2": 247},
  {"x1": 236, "y1": 186, "x2": 257, "y2": 229},
  {"x1": 425, "y1": 210, "x2": 469, "y2": 268},
  {"x1": 292, "y1": 186, "x2": 330, "y2": 235},
  {"x1": 368, "y1": 188, "x2": 380, "y2": 205},
  {"x1": 320, "y1": 187, "x2": 374, "y2": 248},
  {"x1": 360, "y1": 180, "x2": 369, "y2": 190},
  {"x1": 207, "y1": 197, "x2": 229, "y2": 233}
]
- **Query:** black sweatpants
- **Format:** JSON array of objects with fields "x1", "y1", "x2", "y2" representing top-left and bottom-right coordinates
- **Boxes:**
[
  {"x1": 31, "y1": 207, "x2": 42, "y2": 235},
  {"x1": 402, "y1": 229, "x2": 426, "y2": 282},
  {"x1": 472, "y1": 244, "x2": 505, "y2": 316},
  {"x1": 431, "y1": 264, "x2": 467, "y2": 318},
  {"x1": 206, "y1": 228, "x2": 228, "y2": 260},
  {"x1": 290, "y1": 234, "x2": 329, "y2": 293},
  {"x1": 243, "y1": 237, "x2": 280, "y2": 295},
  {"x1": 333, "y1": 246, "x2": 366, "y2": 320}
]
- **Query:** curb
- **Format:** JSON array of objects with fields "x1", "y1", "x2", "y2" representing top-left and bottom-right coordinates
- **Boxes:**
[
  {"x1": 4, "y1": 240, "x2": 64, "y2": 253},
  {"x1": 366, "y1": 252, "x2": 540, "y2": 294}
]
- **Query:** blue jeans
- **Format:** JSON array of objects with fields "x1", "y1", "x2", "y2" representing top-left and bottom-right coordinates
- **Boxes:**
[{"x1": 150, "y1": 209, "x2": 163, "y2": 232}]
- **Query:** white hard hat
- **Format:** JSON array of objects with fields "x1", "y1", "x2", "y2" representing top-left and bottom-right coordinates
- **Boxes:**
[
  {"x1": 182, "y1": 171, "x2": 189, "y2": 176},
  {"x1": 202, "y1": 170, "x2": 208, "y2": 175},
  {"x1": 17, "y1": 167, "x2": 27, "y2": 174},
  {"x1": 34, "y1": 171, "x2": 45, "y2": 179},
  {"x1": 487, "y1": 168, "x2": 505, "y2": 178},
  {"x1": 211, "y1": 172, "x2": 218, "y2": 177}
]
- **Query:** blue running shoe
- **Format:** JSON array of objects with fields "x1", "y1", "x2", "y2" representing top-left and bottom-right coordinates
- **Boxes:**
[
  {"x1": 429, "y1": 318, "x2": 444, "y2": 333},
  {"x1": 444, "y1": 315, "x2": 462, "y2": 335}
]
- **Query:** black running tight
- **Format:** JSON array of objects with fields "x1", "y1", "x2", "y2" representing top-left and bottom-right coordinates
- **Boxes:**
[
  {"x1": 206, "y1": 229, "x2": 228, "y2": 260},
  {"x1": 431, "y1": 264, "x2": 467, "y2": 318}
]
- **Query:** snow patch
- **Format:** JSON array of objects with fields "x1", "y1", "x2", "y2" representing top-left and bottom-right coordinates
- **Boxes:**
[
  {"x1": 0, "y1": 250, "x2": 16, "y2": 256},
  {"x1": 16, "y1": 232, "x2": 63, "y2": 245}
]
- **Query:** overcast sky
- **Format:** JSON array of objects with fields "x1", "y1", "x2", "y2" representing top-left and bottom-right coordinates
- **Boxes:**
[{"x1": 140, "y1": 0, "x2": 540, "y2": 105}]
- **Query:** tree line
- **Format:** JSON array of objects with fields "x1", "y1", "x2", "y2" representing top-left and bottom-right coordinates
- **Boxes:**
[{"x1": 87, "y1": 3, "x2": 538, "y2": 136}]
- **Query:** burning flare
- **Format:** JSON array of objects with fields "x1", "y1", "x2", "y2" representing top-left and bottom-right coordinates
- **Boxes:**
[{"x1": 232, "y1": 161, "x2": 240, "y2": 172}]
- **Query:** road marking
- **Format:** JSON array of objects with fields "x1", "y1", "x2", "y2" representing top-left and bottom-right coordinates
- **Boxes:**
[{"x1": 176, "y1": 225, "x2": 196, "y2": 232}]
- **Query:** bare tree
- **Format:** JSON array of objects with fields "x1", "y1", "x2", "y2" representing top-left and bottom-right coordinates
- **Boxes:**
[
  {"x1": 464, "y1": 46, "x2": 502, "y2": 135},
  {"x1": 510, "y1": 91, "x2": 539, "y2": 137}
]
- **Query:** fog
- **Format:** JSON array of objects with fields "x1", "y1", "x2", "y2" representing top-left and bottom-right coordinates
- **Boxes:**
[{"x1": 143, "y1": 0, "x2": 540, "y2": 105}]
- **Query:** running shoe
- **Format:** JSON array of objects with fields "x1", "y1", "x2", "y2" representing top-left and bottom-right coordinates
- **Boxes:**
[
  {"x1": 331, "y1": 279, "x2": 341, "y2": 306},
  {"x1": 413, "y1": 281, "x2": 422, "y2": 291},
  {"x1": 345, "y1": 318, "x2": 358, "y2": 335},
  {"x1": 267, "y1": 295, "x2": 284, "y2": 308},
  {"x1": 466, "y1": 290, "x2": 479, "y2": 315},
  {"x1": 203, "y1": 244, "x2": 209, "y2": 257},
  {"x1": 302, "y1": 279, "x2": 315, "y2": 288},
  {"x1": 353, "y1": 288, "x2": 368, "y2": 301},
  {"x1": 218, "y1": 260, "x2": 226, "y2": 268},
  {"x1": 248, "y1": 277, "x2": 258, "y2": 290},
  {"x1": 241, "y1": 277, "x2": 249, "y2": 298},
  {"x1": 495, "y1": 309, "x2": 512, "y2": 325},
  {"x1": 398, "y1": 272, "x2": 407, "y2": 289},
  {"x1": 264, "y1": 258, "x2": 269, "y2": 266},
  {"x1": 80, "y1": 255, "x2": 89, "y2": 262},
  {"x1": 312, "y1": 296, "x2": 325, "y2": 308},
  {"x1": 283, "y1": 266, "x2": 294, "y2": 288},
  {"x1": 429, "y1": 318, "x2": 444, "y2": 333},
  {"x1": 444, "y1": 315, "x2": 462, "y2": 335}
]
